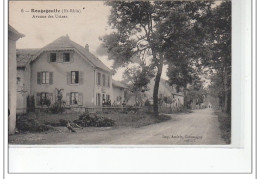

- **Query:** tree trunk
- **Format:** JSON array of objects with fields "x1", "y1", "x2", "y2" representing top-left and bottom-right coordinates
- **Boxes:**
[{"x1": 153, "y1": 61, "x2": 163, "y2": 115}]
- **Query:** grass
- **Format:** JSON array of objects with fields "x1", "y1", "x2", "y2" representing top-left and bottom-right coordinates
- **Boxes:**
[
  {"x1": 16, "y1": 111, "x2": 172, "y2": 132},
  {"x1": 105, "y1": 112, "x2": 171, "y2": 128},
  {"x1": 215, "y1": 111, "x2": 231, "y2": 144}
]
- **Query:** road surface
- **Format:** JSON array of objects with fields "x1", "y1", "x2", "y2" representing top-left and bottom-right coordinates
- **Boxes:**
[{"x1": 9, "y1": 108, "x2": 226, "y2": 145}]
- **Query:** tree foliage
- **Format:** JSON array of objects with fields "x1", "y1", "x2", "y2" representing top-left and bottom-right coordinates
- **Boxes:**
[
  {"x1": 101, "y1": 1, "x2": 213, "y2": 114},
  {"x1": 123, "y1": 63, "x2": 154, "y2": 93},
  {"x1": 101, "y1": 1, "x2": 231, "y2": 114},
  {"x1": 198, "y1": 1, "x2": 231, "y2": 113}
]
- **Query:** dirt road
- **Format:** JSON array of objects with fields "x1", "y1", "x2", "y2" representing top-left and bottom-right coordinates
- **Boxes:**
[{"x1": 9, "y1": 108, "x2": 226, "y2": 145}]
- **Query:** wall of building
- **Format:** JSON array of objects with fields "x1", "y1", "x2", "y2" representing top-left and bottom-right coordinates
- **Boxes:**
[
  {"x1": 112, "y1": 86, "x2": 125, "y2": 105},
  {"x1": 17, "y1": 68, "x2": 26, "y2": 113},
  {"x1": 8, "y1": 38, "x2": 17, "y2": 134},
  {"x1": 30, "y1": 51, "x2": 97, "y2": 107},
  {"x1": 144, "y1": 79, "x2": 178, "y2": 101},
  {"x1": 173, "y1": 95, "x2": 184, "y2": 108},
  {"x1": 16, "y1": 66, "x2": 31, "y2": 113},
  {"x1": 94, "y1": 69, "x2": 112, "y2": 106}
]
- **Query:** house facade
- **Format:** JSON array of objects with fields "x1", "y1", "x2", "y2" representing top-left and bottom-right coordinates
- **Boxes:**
[
  {"x1": 9, "y1": 25, "x2": 24, "y2": 134},
  {"x1": 145, "y1": 78, "x2": 184, "y2": 108},
  {"x1": 17, "y1": 35, "x2": 115, "y2": 111},
  {"x1": 112, "y1": 80, "x2": 127, "y2": 105}
]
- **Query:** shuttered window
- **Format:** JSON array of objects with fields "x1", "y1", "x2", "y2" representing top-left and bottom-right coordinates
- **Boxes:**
[
  {"x1": 70, "y1": 92, "x2": 78, "y2": 105},
  {"x1": 37, "y1": 72, "x2": 53, "y2": 85},
  {"x1": 68, "y1": 92, "x2": 83, "y2": 106},
  {"x1": 36, "y1": 92, "x2": 53, "y2": 106},
  {"x1": 71, "y1": 71, "x2": 79, "y2": 84},
  {"x1": 67, "y1": 71, "x2": 83, "y2": 85}
]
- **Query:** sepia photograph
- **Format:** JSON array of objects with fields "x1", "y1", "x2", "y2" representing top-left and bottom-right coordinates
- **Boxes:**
[{"x1": 8, "y1": 0, "x2": 231, "y2": 145}]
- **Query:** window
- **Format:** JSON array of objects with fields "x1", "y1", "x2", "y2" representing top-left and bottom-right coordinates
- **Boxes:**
[
  {"x1": 97, "y1": 72, "x2": 101, "y2": 85},
  {"x1": 50, "y1": 53, "x2": 56, "y2": 62},
  {"x1": 37, "y1": 72, "x2": 53, "y2": 85},
  {"x1": 70, "y1": 92, "x2": 78, "y2": 105},
  {"x1": 106, "y1": 95, "x2": 110, "y2": 101},
  {"x1": 36, "y1": 92, "x2": 53, "y2": 106},
  {"x1": 96, "y1": 93, "x2": 101, "y2": 106},
  {"x1": 41, "y1": 93, "x2": 48, "y2": 105},
  {"x1": 63, "y1": 53, "x2": 70, "y2": 62},
  {"x1": 71, "y1": 71, "x2": 79, "y2": 84},
  {"x1": 107, "y1": 76, "x2": 110, "y2": 87},
  {"x1": 42, "y1": 72, "x2": 49, "y2": 84},
  {"x1": 102, "y1": 74, "x2": 106, "y2": 86},
  {"x1": 117, "y1": 96, "x2": 122, "y2": 102}
]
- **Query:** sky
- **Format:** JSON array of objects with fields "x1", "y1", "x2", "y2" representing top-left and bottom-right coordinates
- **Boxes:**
[{"x1": 9, "y1": 1, "x2": 169, "y2": 81}]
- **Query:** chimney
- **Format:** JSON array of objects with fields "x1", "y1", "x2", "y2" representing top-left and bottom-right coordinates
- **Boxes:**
[{"x1": 85, "y1": 44, "x2": 89, "y2": 51}]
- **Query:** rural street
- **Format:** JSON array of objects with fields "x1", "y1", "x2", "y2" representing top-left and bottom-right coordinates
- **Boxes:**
[
  {"x1": 9, "y1": 108, "x2": 226, "y2": 145},
  {"x1": 100, "y1": 108, "x2": 226, "y2": 145}
]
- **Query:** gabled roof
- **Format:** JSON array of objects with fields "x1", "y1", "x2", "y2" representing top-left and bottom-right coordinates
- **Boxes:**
[
  {"x1": 112, "y1": 79, "x2": 128, "y2": 89},
  {"x1": 160, "y1": 78, "x2": 183, "y2": 96},
  {"x1": 30, "y1": 35, "x2": 111, "y2": 72},
  {"x1": 9, "y1": 25, "x2": 24, "y2": 39},
  {"x1": 16, "y1": 49, "x2": 39, "y2": 68}
]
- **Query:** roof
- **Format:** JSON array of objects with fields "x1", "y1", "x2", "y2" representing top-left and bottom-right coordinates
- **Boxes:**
[
  {"x1": 9, "y1": 25, "x2": 25, "y2": 38},
  {"x1": 16, "y1": 49, "x2": 39, "y2": 68},
  {"x1": 112, "y1": 79, "x2": 128, "y2": 89},
  {"x1": 160, "y1": 78, "x2": 184, "y2": 96},
  {"x1": 31, "y1": 35, "x2": 111, "y2": 72}
]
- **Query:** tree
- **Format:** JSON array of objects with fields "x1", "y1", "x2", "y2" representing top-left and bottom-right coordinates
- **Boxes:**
[
  {"x1": 100, "y1": 1, "x2": 211, "y2": 114},
  {"x1": 186, "y1": 78, "x2": 206, "y2": 109},
  {"x1": 123, "y1": 63, "x2": 154, "y2": 106},
  {"x1": 156, "y1": 1, "x2": 211, "y2": 109},
  {"x1": 197, "y1": 1, "x2": 231, "y2": 113},
  {"x1": 161, "y1": 1, "x2": 231, "y2": 113}
]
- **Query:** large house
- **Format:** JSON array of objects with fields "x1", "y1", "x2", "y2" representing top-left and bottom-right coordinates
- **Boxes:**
[{"x1": 16, "y1": 35, "x2": 127, "y2": 113}]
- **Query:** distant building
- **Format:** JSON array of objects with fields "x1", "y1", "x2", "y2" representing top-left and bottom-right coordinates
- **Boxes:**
[
  {"x1": 9, "y1": 25, "x2": 24, "y2": 134},
  {"x1": 112, "y1": 79, "x2": 127, "y2": 106},
  {"x1": 126, "y1": 78, "x2": 184, "y2": 109}
]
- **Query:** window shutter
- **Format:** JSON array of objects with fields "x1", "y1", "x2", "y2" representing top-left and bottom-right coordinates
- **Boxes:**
[
  {"x1": 70, "y1": 53, "x2": 74, "y2": 63},
  {"x1": 79, "y1": 71, "x2": 84, "y2": 85},
  {"x1": 36, "y1": 93, "x2": 41, "y2": 106},
  {"x1": 47, "y1": 53, "x2": 50, "y2": 63},
  {"x1": 37, "y1": 72, "x2": 41, "y2": 84},
  {"x1": 57, "y1": 53, "x2": 63, "y2": 63},
  {"x1": 78, "y1": 93, "x2": 83, "y2": 106},
  {"x1": 96, "y1": 72, "x2": 98, "y2": 85},
  {"x1": 49, "y1": 72, "x2": 53, "y2": 85},
  {"x1": 66, "y1": 93, "x2": 70, "y2": 106},
  {"x1": 107, "y1": 76, "x2": 110, "y2": 87},
  {"x1": 67, "y1": 72, "x2": 71, "y2": 84}
]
